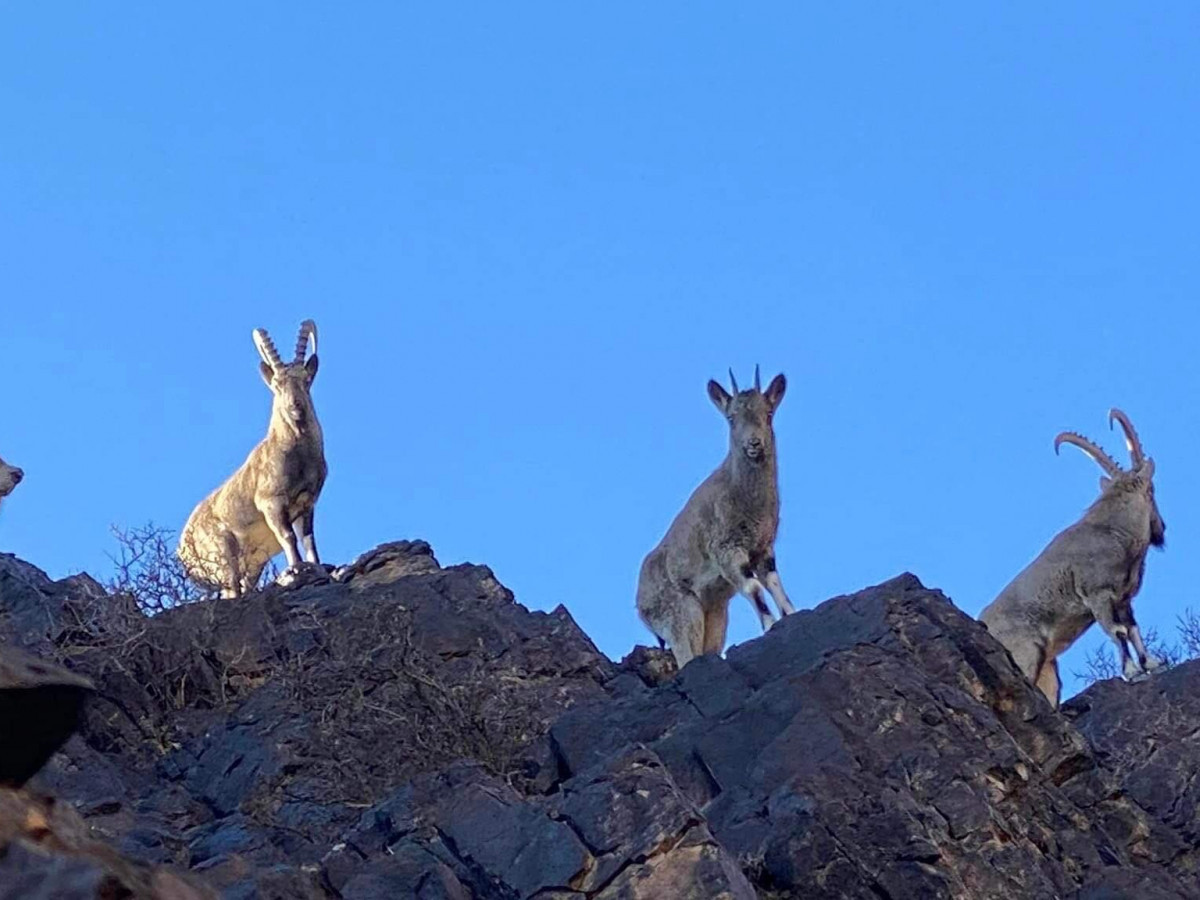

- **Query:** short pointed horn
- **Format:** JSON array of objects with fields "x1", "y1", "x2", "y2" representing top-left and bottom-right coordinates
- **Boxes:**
[
  {"x1": 252, "y1": 329, "x2": 284, "y2": 371},
  {"x1": 1054, "y1": 431, "x2": 1122, "y2": 477},
  {"x1": 728, "y1": 368, "x2": 739, "y2": 394},
  {"x1": 754, "y1": 364, "x2": 761, "y2": 392},
  {"x1": 294, "y1": 320, "x2": 318, "y2": 363},
  {"x1": 1108, "y1": 408, "x2": 1146, "y2": 468}
]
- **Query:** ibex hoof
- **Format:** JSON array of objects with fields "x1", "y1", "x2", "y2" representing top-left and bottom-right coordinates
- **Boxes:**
[
  {"x1": 275, "y1": 562, "x2": 331, "y2": 590},
  {"x1": 1121, "y1": 659, "x2": 1142, "y2": 682},
  {"x1": 1143, "y1": 654, "x2": 1164, "y2": 672}
]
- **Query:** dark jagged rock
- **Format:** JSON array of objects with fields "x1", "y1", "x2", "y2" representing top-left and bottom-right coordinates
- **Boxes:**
[
  {"x1": 0, "y1": 645, "x2": 93, "y2": 787},
  {"x1": 2, "y1": 545, "x2": 1200, "y2": 897}
]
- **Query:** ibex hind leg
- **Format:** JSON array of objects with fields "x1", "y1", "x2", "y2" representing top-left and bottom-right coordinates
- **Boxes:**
[
  {"x1": 702, "y1": 603, "x2": 730, "y2": 656},
  {"x1": 1006, "y1": 638, "x2": 1046, "y2": 689},
  {"x1": 1034, "y1": 658, "x2": 1062, "y2": 709},
  {"x1": 220, "y1": 532, "x2": 245, "y2": 599},
  {"x1": 659, "y1": 595, "x2": 706, "y2": 670}
]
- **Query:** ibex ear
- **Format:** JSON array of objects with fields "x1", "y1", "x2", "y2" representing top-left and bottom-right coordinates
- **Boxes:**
[
  {"x1": 1099, "y1": 476, "x2": 1112, "y2": 491},
  {"x1": 707, "y1": 380, "x2": 732, "y2": 414},
  {"x1": 260, "y1": 362, "x2": 275, "y2": 387},
  {"x1": 305, "y1": 354, "x2": 319, "y2": 380},
  {"x1": 764, "y1": 373, "x2": 787, "y2": 410},
  {"x1": 1142, "y1": 458, "x2": 1155, "y2": 479}
]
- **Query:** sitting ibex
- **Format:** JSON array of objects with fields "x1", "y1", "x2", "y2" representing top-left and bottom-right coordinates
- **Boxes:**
[
  {"x1": 637, "y1": 367, "x2": 795, "y2": 669},
  {"x1": 0, "y1": 456, "x2": 24, "y2": 509},
  {"x1": 979, "y1": 409, "x2": 1165, "y2": 708},
  {"x1": 178, "y1": 320, "x2": 327, "y2": 597}
]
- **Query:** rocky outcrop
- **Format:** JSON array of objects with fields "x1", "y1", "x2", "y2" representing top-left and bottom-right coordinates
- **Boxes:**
[
  {"x1": 1, "y1": 543, "x2": 1199, "y2": 897},
  {"x1": 0, "y1": 644, "x2": 212, "y2": 898}
]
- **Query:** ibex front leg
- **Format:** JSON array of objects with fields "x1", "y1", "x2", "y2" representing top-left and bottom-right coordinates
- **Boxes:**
[
  {"x1": 296, "y1": 509, "x2": 320, "y2": 565},
  {"x1": 1116, "y1": 603, "x2": 1163, "y2": 674},
  {"x1": 722, "y1": 548, "x2": 776, "y2": 633},
  {"x1": 758, "y1": 555, "x2": 796, "y2": 617},
  {"x1": 1086, "y1": 591, "x2": 1139, "y2": 680},
  {"x1": 259, "y1": 499, "x2": 303, "y2": 570}
]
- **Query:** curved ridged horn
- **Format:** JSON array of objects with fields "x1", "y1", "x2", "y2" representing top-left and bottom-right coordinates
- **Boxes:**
[
  {"x1": 1054, "y1": 432, "x2": 1122, "y2": 477},
  {"x1": 252, "y1": 328, "x2": 284, "y2": 371},
  {"x1": 294, "y1": 320, "x2": 318, "y2": 363},
  {"x1": 1108, "y1": 408, "x2": 1146, "y2": 468},
  {"x1": 728, "y1": 368, "x2": 739, "y2": 394},
  {"x1": 754, "y1": 364, "x2": 761, "y2": 392}
]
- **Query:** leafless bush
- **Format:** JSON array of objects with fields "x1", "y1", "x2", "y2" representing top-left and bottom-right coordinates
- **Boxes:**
[
  {"x1": 1079, "y1": 643, "x2": 1121, "y2": 684},
  {"x1": 1177, "y1": 607, "x2": 1200, "y2": 659},
  {"x1": 1075, "y1": 620, "x2": 1193, "y2": 689},
  {"x1": 106, "y1": 523, "x2": 201, "y2": 614},
  {"x1": 106, "y1": 522, "x2": 280, "y2": 614}
]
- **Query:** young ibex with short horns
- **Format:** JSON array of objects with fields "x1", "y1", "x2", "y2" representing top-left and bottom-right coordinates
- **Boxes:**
[
  {"x1": 637, "y1": 366, "x2": 795, "y2": 669},
  {"x1": 979, "y1": 409, "x2": 1165, "y2": 708},
  {"x1": 178, "y1": 320, "x2": 327, "y2": 597},
  {"x1": 0, "y1": 456, "x2": 24, "y2": 509}
]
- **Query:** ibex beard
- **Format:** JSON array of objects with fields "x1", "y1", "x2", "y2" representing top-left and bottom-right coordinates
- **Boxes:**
[
  {"x1": 178, "y1": 320, "x2": 327, "y2": 598},
  {"x1": 637, "y1": 366, "x2": 795, "y2": 670},
  {"x1": 979, "y1": 409, "x2": 1165, "y2": 708}
]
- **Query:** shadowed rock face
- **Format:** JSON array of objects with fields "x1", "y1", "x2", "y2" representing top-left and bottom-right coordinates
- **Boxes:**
[
  {"x1": 0, "y1": 645, "x2": 92, "y2": 787},
  {"x1": 2, "y1": 543, "x2": 1199, "y2": 898}
]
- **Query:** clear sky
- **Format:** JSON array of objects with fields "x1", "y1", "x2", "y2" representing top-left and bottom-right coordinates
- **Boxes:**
[{"x1": 2, "y1": 5, "x2": 1197, "y2": 697}]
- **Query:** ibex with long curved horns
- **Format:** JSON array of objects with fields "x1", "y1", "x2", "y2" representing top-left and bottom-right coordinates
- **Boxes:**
[
  {"x1": 980, "y1": 409, "x2": 1165, "y2": 708},
  {"x1": 0, "y1": 455, "x2": 23, "y2": 510},
  {"x1": 637, "y1": 366, "x2": 795, "y2": 669},
  {"x1": 178, "y1": 320, "x2": 327, "y2": 597}
]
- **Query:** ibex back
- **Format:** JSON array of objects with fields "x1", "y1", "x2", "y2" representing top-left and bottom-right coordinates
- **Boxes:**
[
  {"x1": 979, "y1": 409, "x2": 1165, "y2": 708},
  {"x1": 178, "y1": 320, "x2": 327, "y2": 597},
  {"x1": 637, "y1": 367, "x2": 794, "y2": 669}
]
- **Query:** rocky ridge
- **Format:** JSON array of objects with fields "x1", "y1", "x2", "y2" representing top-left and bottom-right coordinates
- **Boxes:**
[{"x1": 0, "y1": 540, "x2": 1197, "y2": 898}]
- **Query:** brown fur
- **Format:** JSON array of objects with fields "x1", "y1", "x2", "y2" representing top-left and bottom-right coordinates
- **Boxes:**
[
  {"x1": 637, "y1": 370, "x2": 794, "y2": 668},
  {"x1": 979, "y1": 412, "x2": 1164, "y2": 708},
  {"x1": 0, "y1": 456, "x2": 23, "y2": 510},
  {"x1": 178, "y1": 322, "x2": 326, "y2": 597}
]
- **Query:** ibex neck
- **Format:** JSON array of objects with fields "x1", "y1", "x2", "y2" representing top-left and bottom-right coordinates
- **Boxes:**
[
  {"x1": 1083, "y1": 492, "x2": 1149, "y2": 549},
  {"x1": 268, "y1": 410, "x2": 324, "y2": 447},
  {"x1": 727, "y1": 451, "x2": 778, "y2": 490}
]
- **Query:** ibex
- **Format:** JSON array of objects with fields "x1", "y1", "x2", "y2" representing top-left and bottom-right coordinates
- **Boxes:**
[
  {"x1": 979, "y1": 409, "x2": 1165, "y2": 708},
  {"x1": 178, "y1": 320, "x2": 327, "y2": 597},
  {"x1": 637, "y1": 367, "x2": 794, "y2": 669},
  {"x1": 0, "y1": 456, "x2": 23, "y2": 509}
]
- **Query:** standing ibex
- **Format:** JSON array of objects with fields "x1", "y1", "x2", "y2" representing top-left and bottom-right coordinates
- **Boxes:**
[
  {"x1": 178, "y1": 320, "x2": 327, "y2": 597},
  {"x1": 979, "y1": 409, "x2": 1165, "y2": 708},
  {"x1": 0, "y1": 456, "x2": 24, "y2": 509},
  {"x1": 637, "y1": 367, "x2": 794, "y2": 669}
]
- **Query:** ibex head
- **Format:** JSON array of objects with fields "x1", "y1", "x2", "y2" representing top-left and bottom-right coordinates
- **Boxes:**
[
  {"x1": 253, "y1": 320, "x2": 320, "y2": 434},
  {"x1": 1054, "y1": 408, "x2": 1164, "y2": 548},
  {"x1": 707, "y1": 365, "x2": 787, "y2": 463},
  {"x1": 0, "y1": 455, "x2": 23, "y2": 500}
]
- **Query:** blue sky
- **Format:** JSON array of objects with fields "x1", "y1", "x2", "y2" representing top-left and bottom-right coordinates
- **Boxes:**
[{"x1": 2, "y1": 5, "x2": 1197, "y2": 696}]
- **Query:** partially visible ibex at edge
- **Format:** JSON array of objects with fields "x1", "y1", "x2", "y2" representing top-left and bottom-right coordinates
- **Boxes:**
[
  {"x1": 0, "y1": 456, "x2": 24, "y2": 509},
  {"x1": 178, "y1": 320, "x2": 327, "y2": 597},
  {"x1": 979, "y1": 409, "x2": 1165, "y2": 708},
  {"x1": 637, "y1": 366, "x2": 795, "y2": 669}
]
